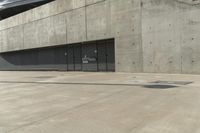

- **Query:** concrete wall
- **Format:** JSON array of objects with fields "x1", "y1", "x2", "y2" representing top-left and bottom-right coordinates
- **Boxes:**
[
  {"x1": 142, "y1": 0, "x2": 200, "y2": 74},
  {"x1": 0, "y1": 0, "x2": 143, "y2": 73},
  {"x1": 0, "y1": 0, "x2": 200, "y2": 74}
]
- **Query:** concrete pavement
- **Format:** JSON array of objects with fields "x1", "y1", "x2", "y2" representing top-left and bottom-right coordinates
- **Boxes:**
[{"x1": 0, "y1": 71, "x2": 199, "y2": 133}]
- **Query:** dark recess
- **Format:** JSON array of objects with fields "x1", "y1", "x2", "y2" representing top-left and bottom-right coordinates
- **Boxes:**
[{"x1": 0, "y1": 39, "x2": 115, "y2": 72}]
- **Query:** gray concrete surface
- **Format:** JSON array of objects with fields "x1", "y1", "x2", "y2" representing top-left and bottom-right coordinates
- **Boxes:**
[
  {"x1": 142, "y1": 0, "x2": 200, "y2": 74},
  {"x1": 1, "y1": 0, "x2": 200, "y2": 74},
  {"x1": 0, "y1": 71, "x2": 199, "y2": 133},
  {"x1": 0, "y1": 0, "x2": 143, "y2": 73}
]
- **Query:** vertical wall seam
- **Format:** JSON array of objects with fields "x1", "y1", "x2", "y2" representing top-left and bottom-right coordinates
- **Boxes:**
[
  {"x1": 85, "y1": 0, "x2": 88, "y2": 41},
  {"x1": 179, "y1": 8, "x2": 183, "y2": 73},
  {"x1": 140, "y1": 0, "x2": 144, "y2": 72},
  {"x1": 65, "y1": 12, "x2": 68, "y2": 44},
  {"x1": 22, "y1": 24, "x2": 25, "y2": 50}
]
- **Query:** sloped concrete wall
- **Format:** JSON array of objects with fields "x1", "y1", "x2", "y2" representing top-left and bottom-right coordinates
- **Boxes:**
[
  {"x1": 1, "y1": 0, "x2": 200, "y2": 74},
  {"x1": 0, "y1": 0, "x2": 143, "y2": 73},
  {"x1": 142, "y1": 0, "x2": 200, "y2": 74}
]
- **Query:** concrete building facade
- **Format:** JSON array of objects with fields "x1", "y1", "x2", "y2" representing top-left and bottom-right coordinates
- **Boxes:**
[{"x1": 0, "y1": 0, "x2": 199, "y2": 73}]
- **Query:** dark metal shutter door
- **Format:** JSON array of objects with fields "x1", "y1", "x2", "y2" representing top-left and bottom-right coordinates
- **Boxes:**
[
  {"x1": 1, "y1": 53, "x2": 19, "y2": 70},
  {"x1": 81, "y1": 44, "x2": 87, "y2": 71},
  {"x1": 82, "y1": 43, "x2": 98, "y2": 72},
  {"x1": 67, "y1": 45, "x2": 74, "y2": 71},
  {"x1": 21, "y1": 51, "x2": 29, "y2": 69},
  {"x1": 14, "y1": 52, "x2": 21, "y2": 66},
  {"x1": 97, "y1": 41, "x2": 107, "y2": 72},
  {"x1": 74, "y1": 44, "x2": 82, "y2": 71},
  {"x1": 106, "y1": 40, "x2": 115, "y2": 72},
  {"x1": 38, "y1": 48, "x2": 55, "y2": 69},
  {"x1": 14, "y1": 52, "x2": 21, "y2": 70},
  {"x1": 6, "y1": 52, "x2": 20, "y2": 70},
  {"x1": 30, "y1": 50, "x2": 38, "y2": 66},
  {"x1": 54, "y1": 46, "x2": 67, "y2": 70},
  {"x1": 21, "y1": 50, "x2": 38, "y2": 70}
]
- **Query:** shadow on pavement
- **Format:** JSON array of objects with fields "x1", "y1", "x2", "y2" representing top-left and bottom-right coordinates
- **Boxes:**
[{"x1": 0, "y1": 80, "x2": 181, "y2": 89}]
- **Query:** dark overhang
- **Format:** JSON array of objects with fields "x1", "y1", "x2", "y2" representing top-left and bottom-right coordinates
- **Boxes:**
[{"x1": 0, "y1": 0, "x2": 54, "y2": 20}]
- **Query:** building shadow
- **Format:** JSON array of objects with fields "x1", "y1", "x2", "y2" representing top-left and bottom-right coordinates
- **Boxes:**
[{"x1": 0, "y1": 80, "x2": 181, "y2": 89}]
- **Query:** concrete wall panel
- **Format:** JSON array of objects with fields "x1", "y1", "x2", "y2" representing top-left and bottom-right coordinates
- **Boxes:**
[
  {"x1": 142, "y1": 0, "x2": 200, "y2": 74},
  {"x1": 49, "y1": 13, "x2": 67, "y2": 45},
  {"x1": 34, "y1": 4, "x2": 50, "y2": 21},
  {"x1": 111, "y1": 0, "x2": 143, "y2": 72},
  {"x1": 86, "y1": 1, "x2": 111, "y2": 40},
  {"x1": 115, "y1": 35, "x2": 142, "y2": 72},
  {"x1": 66, "y1": 8, "x2": 86, "y2": 43},
  {"x1": 0, "y1": 31, "x2": 3, "y2": 52},
  {"x1": 72, "y1": 0, "x2": 86, "y2": 9},
  {"x1": 23, "y1": 22, "x2": 39, "y2": 49},
  {"x1": 86, "y1": 0, "x2": 104, "y2": 5},
  {"x1": 110, "y1": 0, "x2": 137, "y2": 37},
  {"x1": 180, "y1": 9, "x2": 200, "y2": 74},
  {"x1": 36, "y1": 18, "x2": 51, "y2": 47},
  {"x1": 142, "y1": 0, "x2": 181, "y2": 73},
  {"x1": 0, "y1": 0, "x2": 87, "y2": 31},
  {"x1": 1, "y1": 30, "x2": 8, "y2": 52},
  {"x1": 6, "y1": 26, "x2": 24, "y2": 51}
]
